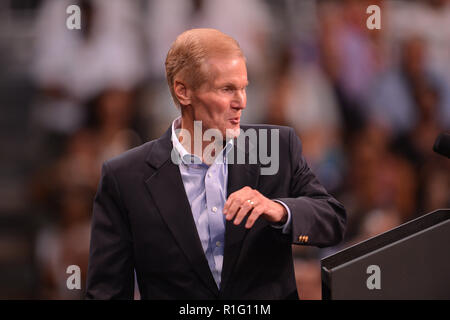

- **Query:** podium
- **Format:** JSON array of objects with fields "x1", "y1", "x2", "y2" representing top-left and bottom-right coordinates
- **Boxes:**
[{"x1": 321, "y1": 209, "x2": 450, "y2": 299}]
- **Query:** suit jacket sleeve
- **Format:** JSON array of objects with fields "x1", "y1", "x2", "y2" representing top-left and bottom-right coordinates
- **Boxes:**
[
  {"x1": 86, "y1": 162, "x2": 135, "y2": 299},
  {"x1": 277, "y1": 128, "x2": 347, "y2": 248}
]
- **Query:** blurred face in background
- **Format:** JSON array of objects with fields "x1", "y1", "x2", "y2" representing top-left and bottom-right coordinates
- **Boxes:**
[{"x1": 402, "y1": 37, "x2": 426, "y2": 78}]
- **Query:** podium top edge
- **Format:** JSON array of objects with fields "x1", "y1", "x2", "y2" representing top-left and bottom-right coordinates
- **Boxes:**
[{"x1": 321, "y1": 209, "x2": 450, "y2": 270}]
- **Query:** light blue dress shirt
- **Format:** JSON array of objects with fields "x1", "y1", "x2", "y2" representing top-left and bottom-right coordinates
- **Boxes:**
[{"x1": 171, "y1": 117, "x2": 291, "y2": 288}]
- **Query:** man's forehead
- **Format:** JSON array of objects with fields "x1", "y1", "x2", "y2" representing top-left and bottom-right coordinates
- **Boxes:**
[
  {"x1": 206, "y1": 55, "x2": 245, "y2": 65},
  {"x1": 206, "y1": 57, "x2": 247, "y2": 77}
]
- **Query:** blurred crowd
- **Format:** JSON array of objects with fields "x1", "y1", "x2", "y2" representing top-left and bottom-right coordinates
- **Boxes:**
[{"x1": 0, "y1": 0, "x2": 449, "y2": 299}]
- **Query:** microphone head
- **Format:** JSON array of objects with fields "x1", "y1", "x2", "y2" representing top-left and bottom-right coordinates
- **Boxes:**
[{"x1": 433, "y1": 132, "x2": 450, "y2": 158}]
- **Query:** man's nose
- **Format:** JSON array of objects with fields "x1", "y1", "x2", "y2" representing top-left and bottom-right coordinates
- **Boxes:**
[{"x1": 231, "y1": 89, "x2": 246, "y2": 109}]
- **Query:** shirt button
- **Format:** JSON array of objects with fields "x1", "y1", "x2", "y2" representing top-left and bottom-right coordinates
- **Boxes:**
[
  {"x1": 208, "y1": 173, "x2": 212, "y2": 178},
  {"x1": 216, "y1": 241, "x2": 221, "y2": 247},
  {"x1": 212, "y1": 206, "x2": 217, "y2": 213}
]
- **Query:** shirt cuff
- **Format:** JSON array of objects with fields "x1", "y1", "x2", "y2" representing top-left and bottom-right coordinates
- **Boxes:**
[{"x1": 271, "y1": 200, "x2": 292, "y2": 234}]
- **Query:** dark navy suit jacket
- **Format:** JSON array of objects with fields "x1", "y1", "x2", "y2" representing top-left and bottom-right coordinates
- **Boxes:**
[{"x1": 86, "y1": 124, "x2": 346, "y2": 299}]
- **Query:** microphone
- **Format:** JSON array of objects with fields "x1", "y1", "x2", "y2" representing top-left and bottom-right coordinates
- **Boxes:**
[{"x1": 433, "y1": 132, "x2": 450, "y2": 158}]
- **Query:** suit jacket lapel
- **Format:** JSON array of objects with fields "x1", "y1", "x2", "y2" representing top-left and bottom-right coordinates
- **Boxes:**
[
  {"x1": 144, "y1": 127, "x2": 219, "y2": 296},
  {"x1": 220, "y1": 141, "x2": 260, "y2": 292}
]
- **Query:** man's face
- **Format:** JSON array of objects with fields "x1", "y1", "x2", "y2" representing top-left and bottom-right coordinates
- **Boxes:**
[{"x1": 190, "y1": 56, "x2": 248, "y2": 138}]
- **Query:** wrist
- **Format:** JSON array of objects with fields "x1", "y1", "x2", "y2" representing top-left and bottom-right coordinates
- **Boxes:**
[{"x1": 272, "y1": 202, "x2": 288, "y2": 225}]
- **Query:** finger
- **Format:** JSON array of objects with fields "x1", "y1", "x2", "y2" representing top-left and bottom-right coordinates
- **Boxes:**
[
  {"x1": 233, "y1": 200, "x2": 253, "y2": 225},
  {"x1": 245, "y1": 205, "x2": 264, "y2": 229},
  {"x1": 223, "y1": 190, "x2": 241, "y2": 215},
  {"x1": 223, "y1": 195, "x2": 234, "y2": 215},
  {"x1": 223, "y1": 186, "x2": 252, "y2": 214},
  {"x1": 225, "y1": 197, "x2": 243, "y2": 221}
]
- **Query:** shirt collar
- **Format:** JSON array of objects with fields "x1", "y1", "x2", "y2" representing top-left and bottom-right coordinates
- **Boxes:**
[{"x1": 171, "y1": 117, "x2": 234, "y2": 166}]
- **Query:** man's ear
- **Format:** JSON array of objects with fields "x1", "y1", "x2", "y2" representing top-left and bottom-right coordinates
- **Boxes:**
[{"x1": 174, "y1": 79, "x2": 192, "y2": 106}]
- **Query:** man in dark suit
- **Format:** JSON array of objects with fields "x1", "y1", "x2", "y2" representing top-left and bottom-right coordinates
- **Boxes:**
[{"x1": 86, "y1": 28, "x2": 346, "y2": 299}]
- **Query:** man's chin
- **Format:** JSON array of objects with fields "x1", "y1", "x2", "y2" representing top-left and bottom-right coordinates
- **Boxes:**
[{"x1": 225, "y1": 126, "x2": 241, "y2": 140}]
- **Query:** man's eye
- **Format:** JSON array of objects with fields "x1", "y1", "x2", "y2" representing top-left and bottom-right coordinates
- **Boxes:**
[{"x1": 222, "y1": 87, "x2": 234, "y2": 93}]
